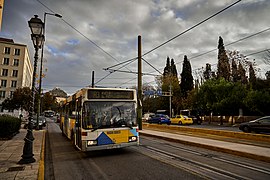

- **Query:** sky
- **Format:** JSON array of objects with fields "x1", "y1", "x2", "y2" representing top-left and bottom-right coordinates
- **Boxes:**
[{"x1": 1, "y1": 0, "x2": 270, "y2": 95}]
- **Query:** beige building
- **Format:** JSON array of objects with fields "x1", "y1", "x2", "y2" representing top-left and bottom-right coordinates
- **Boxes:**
[
  {"x1": 0, "y1": 0, "x2": 4, "y2": 31},
  {"x1": 0, "y1": 37, "x2": 33, "y2": 111}
]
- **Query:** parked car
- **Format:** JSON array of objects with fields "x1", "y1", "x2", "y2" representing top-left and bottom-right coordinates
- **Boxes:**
[
  {"x1": 147, "y1": 114, "x2": 171, "y2": 125},
  {"x1": 189, "y1": 115, "x2": 202, "y2": 125},
  {"x1": 142, "y1": 113, "x2": 155, "y2": 122},
  {"x1": 44, "y1": 110, "x2": 54, "y2": 117},
  {"x1": 171, "y1": 115, "x2": 193, "y2": 125},
  {"x1": 24, "y1": 115, "x2": 46, "y2": 130},
  {"x1": 239, "y1": 116, "x2": 270, "y2": 133}
]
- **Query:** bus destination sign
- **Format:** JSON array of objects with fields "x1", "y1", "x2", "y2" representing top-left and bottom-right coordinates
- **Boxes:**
[{"x1": 88, "y1": 90, "x2": 134, "y2": 99}]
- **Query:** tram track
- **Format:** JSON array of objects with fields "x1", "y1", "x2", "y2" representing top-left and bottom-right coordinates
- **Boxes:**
[{"x1": 132, "y1": 137, "x2": 270, "y2": 180}]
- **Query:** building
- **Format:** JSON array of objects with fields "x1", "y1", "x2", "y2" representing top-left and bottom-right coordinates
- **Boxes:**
[
  {"x1": 0, "y1": 0, "x2": 4, "y2": 31},
  {"x1": 0, "y1": 37, "x2": 33, "y2": 111}
]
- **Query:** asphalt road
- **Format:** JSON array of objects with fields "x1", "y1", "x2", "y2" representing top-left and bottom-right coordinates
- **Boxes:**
[
  {"x1": 44, "y1": 118, "x2": 270, "y2": 179},
  {"x1": 44, "y1": 119, "x2": 203, "y2": 180}
]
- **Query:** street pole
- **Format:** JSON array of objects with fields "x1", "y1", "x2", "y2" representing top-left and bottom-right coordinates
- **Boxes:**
[
  {"x1": 138, "y1": 35, "x2": 142, "y2": 130},
  {"x1": 18, "y1": 46, "x2": 39, "y2": 164},
  {"x1": 37, "y1": 12, "x2": 62, "y2": 129},
  {"x1": 92, "y1": 71, "x2": 95, "y2": 88},
  {"x1": 169, "y1": 83, "x2": 172, "y2": 118},
  {"x1": 19, "y1": 15, "x2": 44, "y2": 164}
]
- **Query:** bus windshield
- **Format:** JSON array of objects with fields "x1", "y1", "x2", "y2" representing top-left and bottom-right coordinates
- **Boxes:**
[{"x1": 82, "y1": 101, "x2": 137, "y2": 130}]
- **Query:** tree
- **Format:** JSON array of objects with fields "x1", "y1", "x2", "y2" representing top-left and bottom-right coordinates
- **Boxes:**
[
  {"x1": 244, "y1": 89, "x2": 270, "y2": 116},
  {"x1": 196, "y1": 78, "x2": 247, "y2": 116},
  {"x1": 161, "y1": 57, "x2": 181, "y2": 113},
  {"x1": 231, "y1": 59, "x2": 238, "y2": 82},
  {"x1": 42, "y1": 92, "x2": 57, "y2": 112},
  {"x1": 2, "y1": 87, "x2": 32, "y2": 112},
  {"x1": 217, "y1": 36, "x2": 230, "y2": 81},
  {"x1": 203, "y1": 63, "x2": 212, "y2": 81},
  {"x1": 238, "y1": 62, "x2": 248, "y2": 84},
  {"x1": 266, "y1": 71, "x2": 270, "y2": 80},
  {"x1": 249, "y1": 63, "x2": 256, "y2": 86},
  {"x1": 180, "y1": 55, "x2": 194, "y2": 98}
]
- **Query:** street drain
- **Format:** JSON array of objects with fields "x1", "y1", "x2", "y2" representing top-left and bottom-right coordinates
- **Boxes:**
[{"x1": 7, "y1": 166, "x2": 25, "y2": 172}]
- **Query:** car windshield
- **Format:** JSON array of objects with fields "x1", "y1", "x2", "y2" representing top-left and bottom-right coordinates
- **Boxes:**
[{"x1": 82, "y1": 101, "x2": 137, "y2": 130}]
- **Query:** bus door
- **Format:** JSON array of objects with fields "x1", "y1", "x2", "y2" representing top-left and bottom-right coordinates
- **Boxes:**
[
  {"x1": 75, "y1": 112, "x2": 82, "y2": 149},
  {"x1": 75, "y1": 98, "x2": 82, "y2": 149}
]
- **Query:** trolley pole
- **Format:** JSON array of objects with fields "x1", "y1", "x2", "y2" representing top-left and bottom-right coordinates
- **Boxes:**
[{"x1": 138, "y1": 35, "x2": 142, "y2": 130}]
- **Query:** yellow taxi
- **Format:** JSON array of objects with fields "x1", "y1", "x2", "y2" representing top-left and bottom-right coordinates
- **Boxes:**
[{"x1": 171, "y1": 115, "x2": 193, "y2": 125}]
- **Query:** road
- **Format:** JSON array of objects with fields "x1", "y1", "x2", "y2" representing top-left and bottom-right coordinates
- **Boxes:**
[{"x1": 45, "y1": 118, "x2": 270, "y2": 180}]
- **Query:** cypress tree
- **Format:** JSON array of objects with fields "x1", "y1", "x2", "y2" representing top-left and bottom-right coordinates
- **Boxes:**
[
  {"x1": 163, "y1": 56, "x2": 171, "y2": 76},
  {"x1": 180, "y1": 55, "x2": 194, "y2": 98},
  {"x1": 217, "y1": 36, "x2": 230, "y2": 81}
]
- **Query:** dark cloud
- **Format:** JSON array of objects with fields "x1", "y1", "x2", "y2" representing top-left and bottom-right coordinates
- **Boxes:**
[{"x1": 1, "y1": 0, "x2": 269, "y2": 94}]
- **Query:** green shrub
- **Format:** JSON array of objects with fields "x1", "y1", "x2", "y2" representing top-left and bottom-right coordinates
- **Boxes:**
[{"x1": 0, "y1": 115, "x2": 21, "y2": 139}]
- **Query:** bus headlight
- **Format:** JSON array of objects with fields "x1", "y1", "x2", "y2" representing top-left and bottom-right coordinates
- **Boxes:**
[
  {"x1": 87, "y1": 140, "x2": 97, "y2": 146},
  {"x1": 129, "y1": 136, "x2": 137, "y2": 142}
]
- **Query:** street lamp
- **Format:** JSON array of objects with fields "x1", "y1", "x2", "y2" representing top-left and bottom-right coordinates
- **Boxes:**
[
  {"x1": 18, "y1": 15, "x2": 44, "y2": 164},
  {"x1": 37, "y1": 12, "x2": 62, "y2": 128}
]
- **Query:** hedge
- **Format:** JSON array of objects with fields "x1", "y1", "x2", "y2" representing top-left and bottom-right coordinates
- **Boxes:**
[{"x1": 0, "y1": 115, "x2": 21, "y2": 139}]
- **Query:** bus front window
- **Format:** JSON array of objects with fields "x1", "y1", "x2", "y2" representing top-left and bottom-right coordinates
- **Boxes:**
[{"x1": 82, "y1": 101, "x2": 137, "y2": 130}]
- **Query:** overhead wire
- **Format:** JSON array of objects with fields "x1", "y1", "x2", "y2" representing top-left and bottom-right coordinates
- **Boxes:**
[
  {"x1": 141, "y1": 0, "x2": 242, "y2": 57},
  {"x1": 35, "y1": 0, "x2": 133, "y2": 83},
  {"x1": 100, "y1": 0, "x2": 242, "y2": 85}
]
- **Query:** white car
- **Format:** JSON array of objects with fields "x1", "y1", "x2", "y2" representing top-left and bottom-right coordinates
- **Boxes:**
[{"x1": 142, "y1": 113, "x2": 155, "y2": 122}]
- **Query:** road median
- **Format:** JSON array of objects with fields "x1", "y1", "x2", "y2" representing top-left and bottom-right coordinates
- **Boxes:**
[{"x1": 142, "y1": 123, "x2": 270, "y2": 143}]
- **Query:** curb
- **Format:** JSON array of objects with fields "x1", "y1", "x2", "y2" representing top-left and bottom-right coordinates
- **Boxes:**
[
  {"x1": 38, "y1": 130, "x2": 45, "y2": 180},
  {"x1": 140, "y1": 131, "x2": 270, "y2": 163}
]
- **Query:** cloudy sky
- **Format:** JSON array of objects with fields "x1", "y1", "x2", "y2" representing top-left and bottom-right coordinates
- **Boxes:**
[{"x1": 1, "y1": 0, "x2": 269, "y2": 95}]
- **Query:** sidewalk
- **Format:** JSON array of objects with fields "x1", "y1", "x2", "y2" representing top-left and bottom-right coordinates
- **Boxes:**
[
  {"x1": 140, "y1": 129, "x2": 270, "y2": 163},
  {"x1": 0, "y1": 128, "x2": 45, "y2": 180}
]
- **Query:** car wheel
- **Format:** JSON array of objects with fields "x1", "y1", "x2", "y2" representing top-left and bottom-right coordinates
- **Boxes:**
[
  {"x1": 158, "y1": 121, "x2": 161, "y2": 124},
  {"x1": 243, "y1": 126, "x2": 251, "y2": 133},
  {"x1": 178, "y1": 121, "x2": 182, "y2": 125}
]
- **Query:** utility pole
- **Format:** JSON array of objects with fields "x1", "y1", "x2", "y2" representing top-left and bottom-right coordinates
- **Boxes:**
[
  {"x1": 138, "y1": 35, "x2": 142, "y2": 130},
  {"x1": 169, "y1": 83, "x2": 172, "y2": 118},
  {"x1": 92, "y1": 71, "x2": 95, "y2": 88}
]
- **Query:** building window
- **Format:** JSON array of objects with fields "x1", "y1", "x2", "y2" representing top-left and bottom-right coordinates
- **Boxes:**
[
  {"x1": 2, "y1": 69, "x2": 8, "y2": 76},
  {"x1": 11, "y1": 81, "x2": 17, "y2": 88},
  {"x1": 12, "y1": 70, "x2": 18, "y2": 77},
  {"x1": 4, "y1": 47, "x2": 11, "y2": 54},
  {"x1": 1, "y1": 80, "x2": 7, "y2": 87},
  {"x1": 14, "y1": 48, "x2": 20, "y2": 56},
  {"x1": 0, "y1": 91, "x2": 5, "y2": 98},
  {"x1": 13, "y1": 59, "x2": 19, "y2": 66},
  {"x1": 3, "y1": 58, "x2": 9, "y2": 65},
  {"x1": 10, "y1": 91, "x2": 14, "y2": 98}
]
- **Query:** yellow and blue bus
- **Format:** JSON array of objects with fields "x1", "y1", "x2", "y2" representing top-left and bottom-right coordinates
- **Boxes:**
[{"x1": 60, "y1": 87, "x2": 139, "y2": 151}]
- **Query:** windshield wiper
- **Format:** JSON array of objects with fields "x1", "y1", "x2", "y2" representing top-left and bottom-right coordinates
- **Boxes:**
[
  {"x1": 91, "y1": 125, "x2": 106, "y2": 132},
  {"x1": 113, "y1": 119, "x2": 133, "y2": 129}
]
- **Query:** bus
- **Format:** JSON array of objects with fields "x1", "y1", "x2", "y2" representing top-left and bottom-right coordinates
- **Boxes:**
[{"x1": 60, "y1": 87, "x2": 139, "y2": 151}]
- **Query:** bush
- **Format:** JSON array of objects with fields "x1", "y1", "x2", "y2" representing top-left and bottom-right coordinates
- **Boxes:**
[{"x1": 0, "y1": 115, "x2": 21, "y2": 139}]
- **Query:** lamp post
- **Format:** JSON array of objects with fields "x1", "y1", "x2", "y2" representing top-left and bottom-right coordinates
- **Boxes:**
[
  {"x1": 18, "y1": 15, "x2": 44, "y2": 164},
  {"x1": 37, "y1": 12, "x2": 62, "y2": 129}
]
